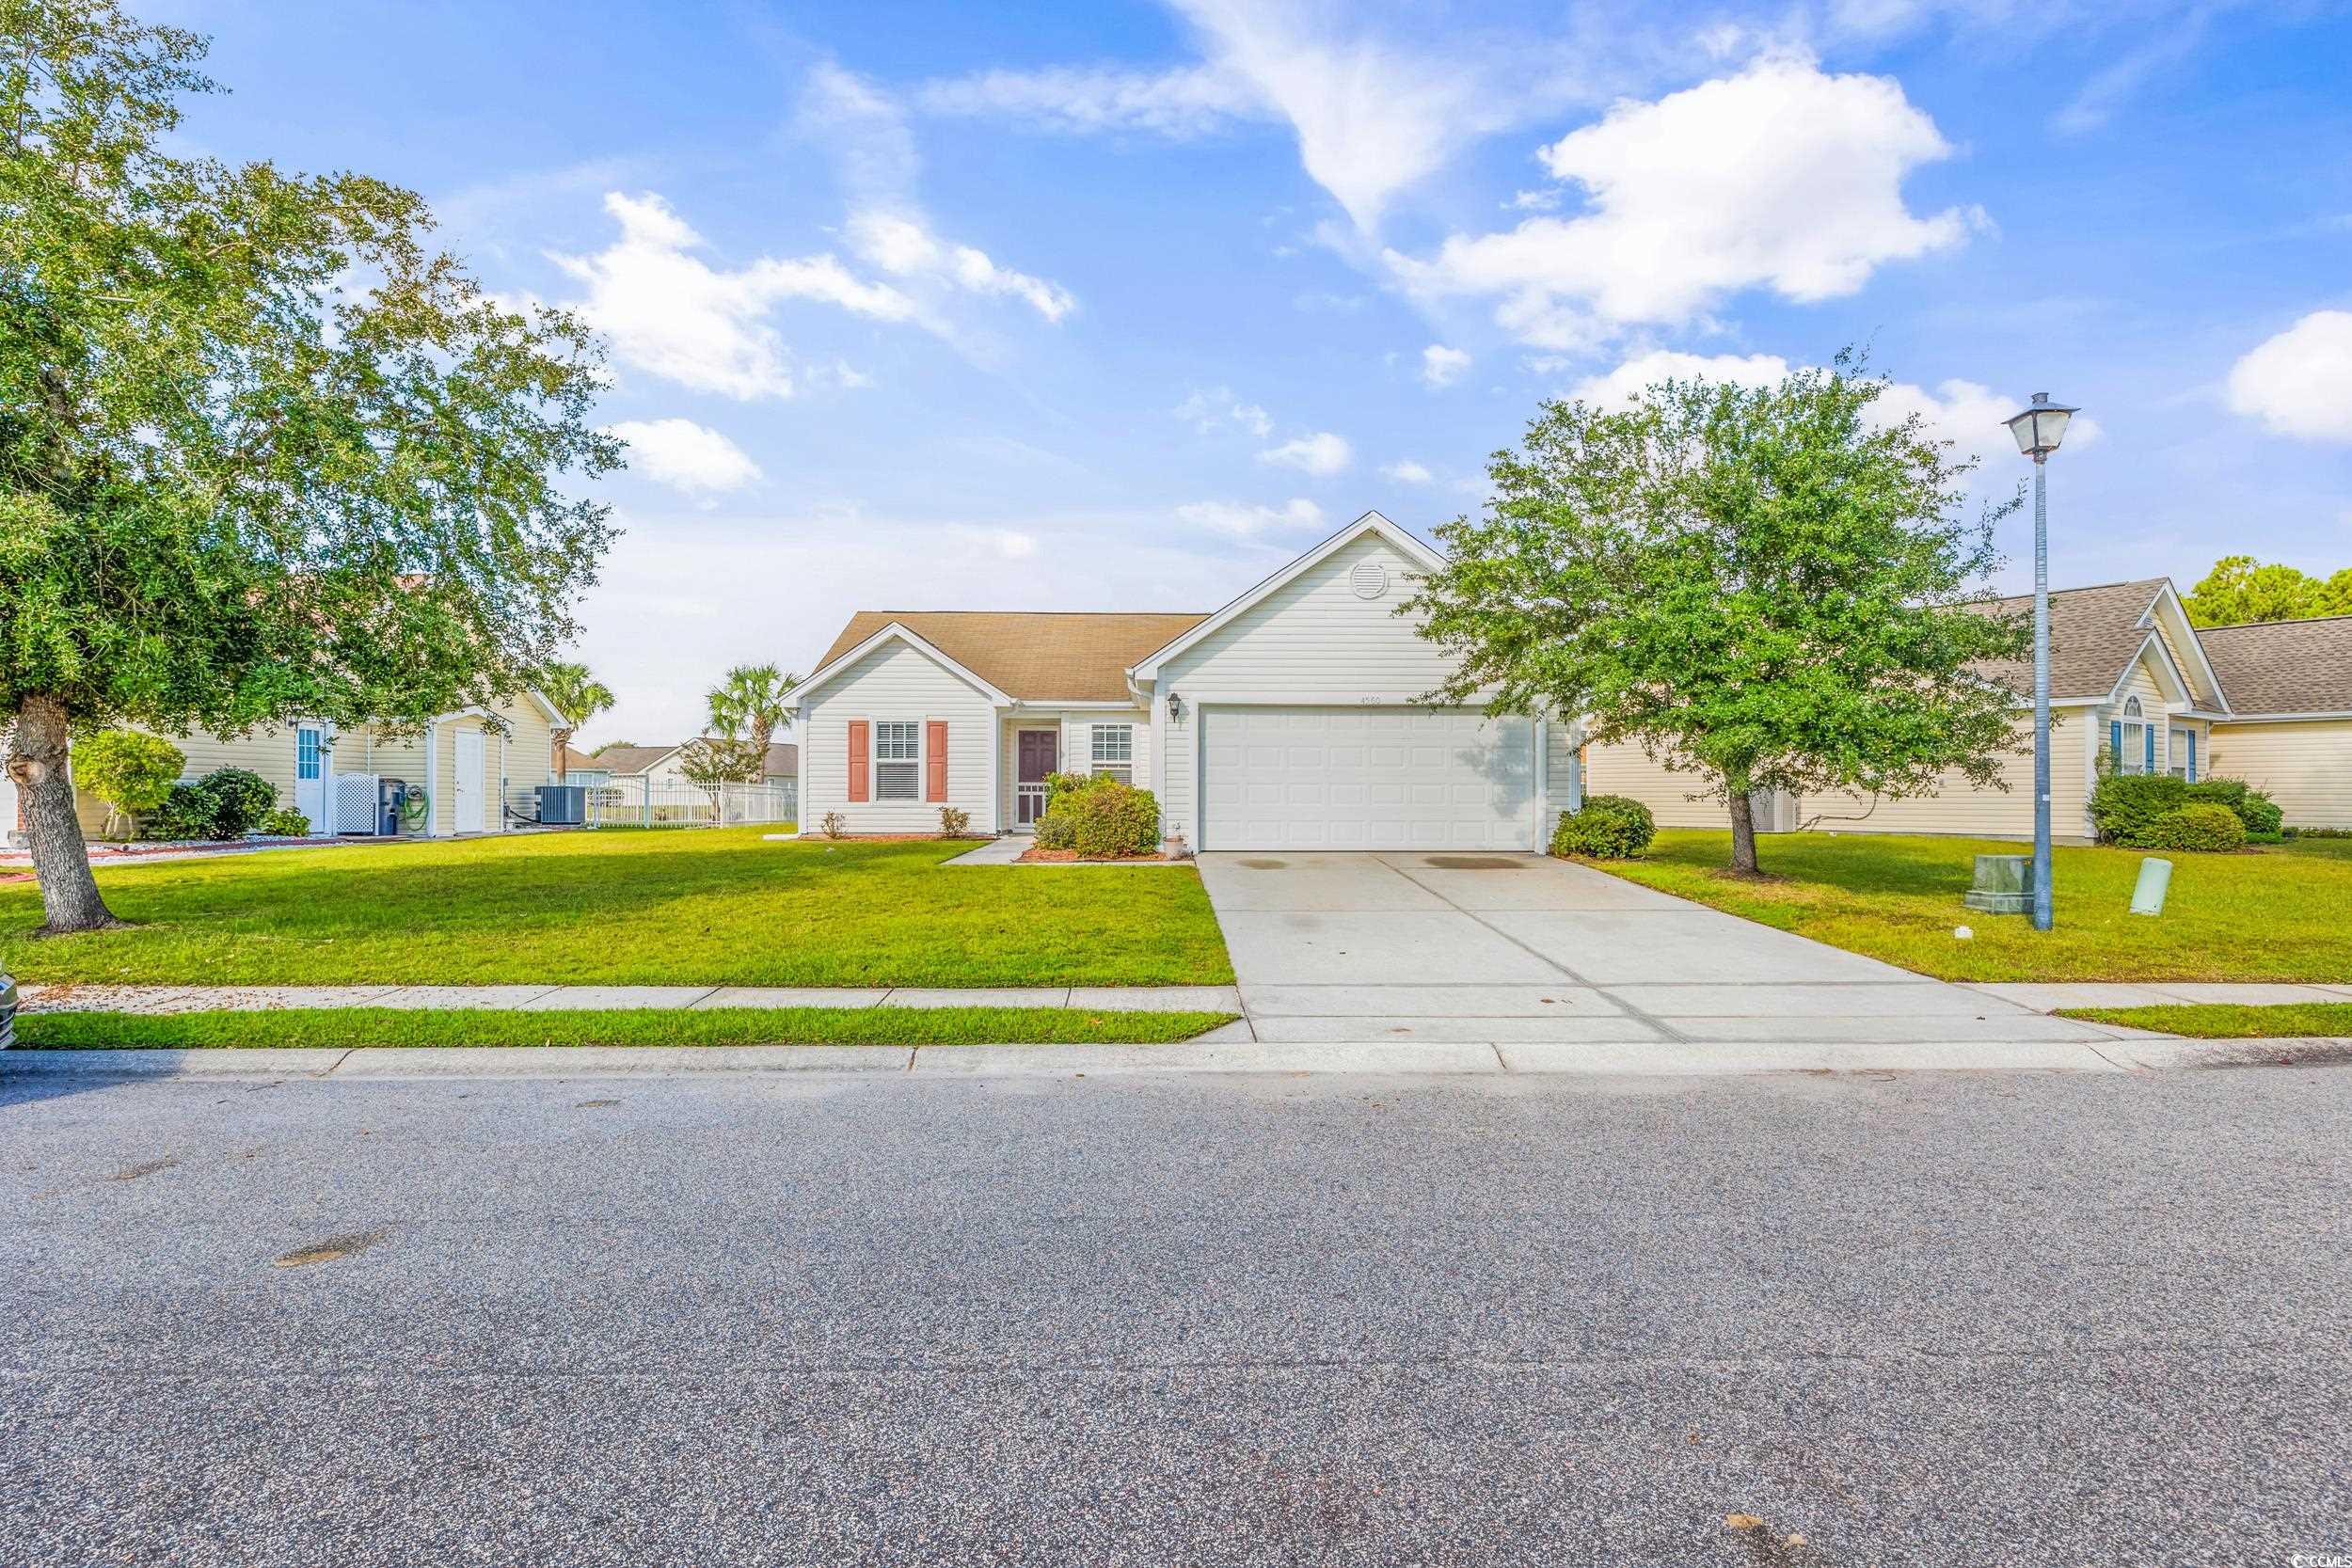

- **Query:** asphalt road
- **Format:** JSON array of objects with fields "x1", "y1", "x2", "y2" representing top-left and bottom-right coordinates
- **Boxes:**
[{"x1": 5, "y1": 1064, "x2": 2349, "y2": 1567}]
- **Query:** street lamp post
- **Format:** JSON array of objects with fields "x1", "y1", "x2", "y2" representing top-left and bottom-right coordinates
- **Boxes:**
[{"x1": 2003, "y1": 392, "x2": 2079, "y2": 933}]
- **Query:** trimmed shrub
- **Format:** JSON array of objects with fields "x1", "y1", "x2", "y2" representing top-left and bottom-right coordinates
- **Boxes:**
[
  {"x1": 142, "y1": 782, "x2": 227, "y2": 842},
  {"x1": 200, "y1": 768, "x2": 278, "y2": 836},
  {"x1": 1038, "y1": 775, "x2": 1160, "y2": 858},
  {"x1": 2088, "y1": 772, "x2": 2186, "y2": 847},
  {"x1": 1549, "y1": 795, "x2": 1656, "y2": 860},
  {"x1": 2185, "y1": 777, "x2": 2284, "y2": 840},
  {"x1": 819, "y1": 811, "x2": 848, "y2": 840},
  {"x1": 938, "y1": 805, "x2": 972, "y2": 837},
  {"x1": 261, "y1": 807, "x2": 311, "y2": 836},
  {"x1": 74, "y1": 729, "x2": 184, "y2": 834},
  {"x1": 2145, "y1": 802, "x2": 2247, "y2": 853}
]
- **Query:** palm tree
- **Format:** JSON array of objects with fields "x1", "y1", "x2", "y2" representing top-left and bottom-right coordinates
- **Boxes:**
[
  {"x1": 707, "y1": 663, "x2": 800, "y2": 773},
  {"x1": 540, "y1": 661, "x2": 615, "y2": 781}
]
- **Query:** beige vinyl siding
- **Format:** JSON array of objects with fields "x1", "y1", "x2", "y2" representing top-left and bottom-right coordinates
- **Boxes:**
[
  {"x1": 72, "y1": 725, "x2": 301, "y2": 838},
  {"x1": 1155, "y1": 533, "x2": 1481, "y2": 843},
  {"x1": 2207, "y1": 719, "x2": 2352, "y2": 828},
  {"x1": 1581, "y1": 741, "x2": 1740, "y2": 830},
  {"x1": 1801, "y1": 713, "x2": 2082, "y2": 841},
  {"x1": 800, "y1": 639, "x2": 997, "y2": 834},
  {"x1": 1543, "y1": 721, "x2": 1583, "y2": 827}
]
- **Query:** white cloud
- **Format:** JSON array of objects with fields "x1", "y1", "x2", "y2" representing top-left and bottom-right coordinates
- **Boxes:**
[
  {"x1": 1379, "y1": 460, "x2": 1434, "y2": 483},
  {"x1": 1567, "y1": 349, "x2": 1793, "y2": 405},
  {"x1": 2227, "y1": 310, "x2": 2352, "y2": 443},
  {"x1": 915, "y1": 63, "x2": 1260, "y2": 138},
  {"x1": 549, "y1": 192, "x2": 916, "y2": 400},
  {"x1": 1175, "y1": 387, "x2": 1275, "y2": 438},
  {"x1": 1386, "y1": 55, "x2": 1974, "y2": 348},
  {"x1": 915, "y1": 3, "x2": 1606, "y2": 231},
  {"x1": 1176, "y1": 497, "x2": 1327, "y2": 537},
  {"x1": 844, "y1": 211, "x2": 1074, "y2": 322},
  {"x1": 1258, "y1": 431, "x2": 1354, "y2": 475},
  {"x1": 799, "y1": 64, "x2": 1076, "y2": 326},
  {"x1": 1569, "y1": 349, "x2": 2101, "y2": 464},
  {"x1": 1420, "y1": 344, "x2": 1472, "y2": 388},
  {"x1": 605, "y1": 418, "x2": 763, "y2": 497}
]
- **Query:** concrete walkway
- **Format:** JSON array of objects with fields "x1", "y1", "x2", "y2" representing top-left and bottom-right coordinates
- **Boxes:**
[{"x1": 1193, "y1": 850, "x2": 2241, "y2": 1050}]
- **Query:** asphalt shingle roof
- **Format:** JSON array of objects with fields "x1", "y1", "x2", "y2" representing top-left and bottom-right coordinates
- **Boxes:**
[
  {"x1": 2196, "y1": 616, "x2": 2352, "y2": 716},
  {"x1": 815, "y1": 610, "x2": 1210, "y2": 703},
  {"x1": 1965, "y1": 579, "x2": 2169, "y2": 702}
]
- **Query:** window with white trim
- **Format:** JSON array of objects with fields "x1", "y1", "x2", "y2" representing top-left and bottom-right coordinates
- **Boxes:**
[
  {"x1": 874, "y1": 721, "x2": 920, "y2": 801},
  {"x1": 1089, "y1": 723, "x2": 1134, "y2": 784},
  {"x1": 2169, "y1": 725, "x2": 2197, "y2": 782},
  {"x1": 2117, "y1": 697, "x2": 2148, "y2": 776}
]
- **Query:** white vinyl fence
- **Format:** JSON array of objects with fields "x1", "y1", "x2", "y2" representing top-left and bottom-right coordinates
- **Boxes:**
[{"x1": 587, "y1": 777, "x2": 797, "y2": 830}]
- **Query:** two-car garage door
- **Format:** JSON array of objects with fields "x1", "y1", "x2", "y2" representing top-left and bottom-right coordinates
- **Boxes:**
[{"x1": 1200, "y1": 705, "x2": 1539, "y2": 850}]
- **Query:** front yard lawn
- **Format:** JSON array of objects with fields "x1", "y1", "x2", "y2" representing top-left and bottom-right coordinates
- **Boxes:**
[
  {"x1": 0, "y1": 828, "x2": 1233, "y2": 988},
  {"x1": 2053, "y1": 1002, "x2": 2352, "y2": 1039},
  {"x1": 1592, "y1": 830, "x2": 2352, "y2": 982},
  {"x1": 17, "y1": 1006, "x2": 1238, "y2": 1050}
]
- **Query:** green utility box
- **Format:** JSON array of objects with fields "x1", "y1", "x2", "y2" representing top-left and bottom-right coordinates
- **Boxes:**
[{"x1": 1963, "y1": 853, "x2": 2035, "y2": 916}]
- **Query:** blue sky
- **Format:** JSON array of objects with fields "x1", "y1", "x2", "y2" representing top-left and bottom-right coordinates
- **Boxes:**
[{"x1": 158, "y1": 0, "x2": 2351, "y2": 743}]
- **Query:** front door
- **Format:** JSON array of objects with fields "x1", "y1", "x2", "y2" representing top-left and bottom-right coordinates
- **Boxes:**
[
  {"x1": 1016, "y1": 729, "x2": 1057, "y2": 826},
  {"x1": 453, "y1": 728, "x2": 487, "y2": 834}
]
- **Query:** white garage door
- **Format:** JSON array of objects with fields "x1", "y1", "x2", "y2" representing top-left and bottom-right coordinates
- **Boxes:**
[{"x1": 1201, "y1": 705, "x2": 1538, "y2": 850}]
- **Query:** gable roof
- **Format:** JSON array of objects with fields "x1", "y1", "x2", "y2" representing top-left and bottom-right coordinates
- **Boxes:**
[
  {"x1": 555, "y1": 743, "x2": 603, "y2": 773},
  {"x1": 2196, "y1": 615, "x2": 2352, "y2": 716},
  {"x1": 757, "y1": 741, "x2": 798, "y2": 777},
  {"x1": 1130, "y1": 512, "x2": 1441, "y2": 681},
  {"x1": 587, "y1": 743, "x2": 678, "y2": 776},
  {"x1": 811, "y1": 610, "x2": 1208, "y2": 704},
  {"x1": 1963, "y1": 579, "x2": 2178, "y2": 703}
]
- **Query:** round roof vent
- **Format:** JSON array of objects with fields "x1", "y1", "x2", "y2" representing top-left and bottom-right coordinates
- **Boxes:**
[{"x1": 1350, "y1": 560, "x2": 1390, "y2": 600}]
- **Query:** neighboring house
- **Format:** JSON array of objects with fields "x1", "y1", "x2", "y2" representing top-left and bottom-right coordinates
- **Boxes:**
[
  {"x1": 788, "y1": 513, "x2": 1584, "y2": 850},
  {"x1": 2200, "y1": 615, "x2": 2352, "y2": 829},
  {"x1": 1590, "y1": 577, "x2": 2352, "y2": 839},
  {"x1": 592, "y1": 740, "x2": 798, "y2": 787},
  {"x1": 554, "y1": 744, "x2": 610, "y2": 784},
  {"x1": 64, "y1": 690, "x2": 562, "y2": 841}
]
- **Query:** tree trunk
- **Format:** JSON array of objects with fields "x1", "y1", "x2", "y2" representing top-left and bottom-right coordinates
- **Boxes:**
[
  {"x1": 1726, "y1": 784, "x2": 1760, "y2": 876},
  {"x1": 552, "y1": 726, "x2": 573, "y2": 781},
  {"x1": 8, "y1": 694, "x2": 121, "y2": 933}
]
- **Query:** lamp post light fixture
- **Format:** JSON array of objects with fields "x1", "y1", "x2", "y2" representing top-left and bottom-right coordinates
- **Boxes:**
[{"x1": 2003, "y1": 392, "x2": 2079, "y2": 933}]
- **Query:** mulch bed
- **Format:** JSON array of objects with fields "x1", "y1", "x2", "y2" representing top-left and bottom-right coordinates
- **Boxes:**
[{"x1": 1016, "y1": 847, "x2": 1169, "y2": 863}]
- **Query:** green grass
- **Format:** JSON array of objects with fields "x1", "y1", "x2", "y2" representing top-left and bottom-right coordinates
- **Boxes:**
[
  {"x1": 0, "y1": 828, "x2": 1233, "y2": 988},
  {"x1": 2053, "y1": 1003, "x2": 2352, "y2": 1039},
  {"x1": 2278, "y1": 836, "x2": 2352, "y2": 861},
  {"x1": 1589, "y1": 830, "x2": 2352, "y2": 983},
  {"x1": 17, "y1": 1005, "x2": 1239, "y2": 1050}
]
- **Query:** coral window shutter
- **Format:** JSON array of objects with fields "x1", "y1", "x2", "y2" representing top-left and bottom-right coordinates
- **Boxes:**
[
  {"x1": 847, "y1": 721, "x2": 869, "y2": 803},
  {"x1": 925, "y1": 720, "x2": 949, "y2": 802}
]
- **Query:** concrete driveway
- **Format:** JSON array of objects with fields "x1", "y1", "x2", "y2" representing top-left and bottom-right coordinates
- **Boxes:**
[{"x1": 1196, "y1": 850, "x2": 2127, "y2": 1054}]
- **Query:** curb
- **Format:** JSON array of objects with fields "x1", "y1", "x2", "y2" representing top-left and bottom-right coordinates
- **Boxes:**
[{"x1": 6, "y1": 1034, "x2": 2318, "y2": 1080}]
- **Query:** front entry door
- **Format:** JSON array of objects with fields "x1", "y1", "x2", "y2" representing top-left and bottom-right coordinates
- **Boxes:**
[
  {"x1": 1016, "y1": 729, "x2": 1058, "y2": 826},
  {"x1": 294, "y1": 724, "x2": 327, "y2": 833}
]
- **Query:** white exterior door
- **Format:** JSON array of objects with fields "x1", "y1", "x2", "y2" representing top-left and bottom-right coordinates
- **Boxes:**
[
  {"x1": 294, "y1": 724, "x2": 328, "y2": 833},
  {"x1": 1200, "y1": 705, "x2": 1538, "y2": 851},
  {"x1": 453, "y1": 728, "x2": 487, "y2": 834}
]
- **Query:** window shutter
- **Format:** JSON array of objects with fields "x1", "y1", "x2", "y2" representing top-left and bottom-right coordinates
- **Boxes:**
[
  {"x1": 2186, "y1": 732, "x2": 2197, "y2": 783},
  {"x1": 2144, "y1": 724, "x2": 2155, "y2": 774},
  {"x1": 847, "y1": 721, "x2": 869, "y2": 803},
  {"x1": 2110, "y1": 721, "x2": 2122, "y2": 768},
  {"x1": 925, "y1": 720, "x2": 949, "y2": 802}
]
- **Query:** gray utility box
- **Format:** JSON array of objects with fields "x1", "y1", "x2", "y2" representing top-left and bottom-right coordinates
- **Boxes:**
[
  {"x1": 1963, "y1": 853, "x2": 2036, "y2": 916},
  {"x1": 535, "y1": 784, "x2": 587, "y2": 826}
]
